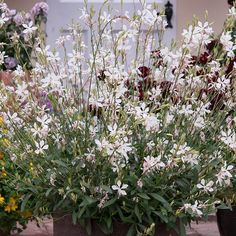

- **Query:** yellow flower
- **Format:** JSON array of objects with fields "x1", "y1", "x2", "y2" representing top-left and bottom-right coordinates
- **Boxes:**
[
  {"x1": 1, "y1": 170, "x2": 7, "y2": 177},
  {"x1": 0, "y1": 194, "x2": 4, "y2": 205},
  {"x1": 4, "y1": 197, "x2": 18, "y2": 213},
  {"x1": 4, "y1": 205, "x2": 11, "y2": 213},
  {"x1": 3, "y1": 129, "x2": 8, "y2": 134},
  {"x1": 0, "y1": 116, "x2": 4, "y2": 126},
  {"x1": 1, "y1": 138, "x2": 10, "y2": 146}
]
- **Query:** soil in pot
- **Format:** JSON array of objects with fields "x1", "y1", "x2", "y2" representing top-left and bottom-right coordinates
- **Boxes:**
[
  {"x1": 53, "y1": 214, "x2": 179, "y2": 236},
  {"x1": 217, "y1": 206, "x2": 236, "y2": 236}
]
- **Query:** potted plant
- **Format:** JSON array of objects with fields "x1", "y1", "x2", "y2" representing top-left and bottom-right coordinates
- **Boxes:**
[
  {"x1": 0, "y1": 2, "x2": 48, "y2": 85},
  {"x1": 0, "y1": 1, "x2": 235, "y2": 236}
]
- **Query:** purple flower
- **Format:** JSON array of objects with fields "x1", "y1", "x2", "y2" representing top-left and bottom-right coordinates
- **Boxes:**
[
  {"x1": 6, "y1": 9, "x2": 16, "y2": 17},
  {"x1": 31, "y1": 2, "x2": 49, "y2": 17},
  {"x1": 4, "y1": 57, "x2": 17, "y2": 70},
  {"x1": 13, "y1": 13, "x2": 24, "y2": 25}
]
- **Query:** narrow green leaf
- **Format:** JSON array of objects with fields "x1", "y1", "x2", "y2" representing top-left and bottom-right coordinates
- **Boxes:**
[
  {"x1": 72, "y1": 210, "x2": 77, "y2": 225},
  {"x1": 21, "y1": 194, "x2": 32, "y2": 212},
  {"x1": 103, "y1": 197, "x2": 117, "y2": 208},
  {"x1": 134, "y1": 205, "x2": 142, "y2": 223},
  {"x1": 179, "y1": 218, "x2": 187, "y2": 236},
  {"x1": 78, "y1": 205, "x2": 87, "y2": 218},
  {"x1": 126, "y1": 224, "x2": 135, "y2": 236},
  {"x1": 150, "y1": 193, "x2": 172, "y2": 211},
  {"x1": 45, "y1": 188, "x2": 53, "y2": 197},
  {"x1": 137, "y1": 193, "x2": 150, "y2": 200}
]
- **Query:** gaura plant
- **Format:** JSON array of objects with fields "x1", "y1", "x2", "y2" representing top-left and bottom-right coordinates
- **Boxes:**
[{"x1": 0, "y1": 1, "x2": 236, "y2": 235}]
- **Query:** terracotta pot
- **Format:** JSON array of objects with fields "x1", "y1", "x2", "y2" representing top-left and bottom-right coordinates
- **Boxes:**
[
  {"x1": 0, "y1": 71, "x2": 31, "y2": 86},
  {"x1": 53, "y1": 214, "x2": 179, "y2": 236},
  {"x1": 217, "y1": 206, "x2": 236, "y2": 236}
]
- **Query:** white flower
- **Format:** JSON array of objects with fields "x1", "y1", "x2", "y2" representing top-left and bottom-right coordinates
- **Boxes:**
[
  {"x1": 144, "y1": 115, "x2": 159, "y2": 132},
  {"x1": 13, "y1": 65, "x2": 25, "y2": 77},
  {"x1": 0, "y1": 13, "x2": 9, "y2": 27},
  {"x1": 95, "y1": 138, "x2": 113, "y2": 155},
  {"x1": 172, "y1": 143, "x2": 191, "y2": 156},
  {"x1": 36, "y1": 115, "x2": 52, "y2": 127},
  {"x1": 35, "y1": 140, "x2": 49, "y2": 155},
  {"x1": 101, "y1": 11, "x2": 111, "y2": 24},
  {"x1": 112, "y1": 180, "x2": 128, "y2": 197},
  {"x1": 143, "y1": 155, "x2": 165, "y2": 174},
  {"x1": 178, "y1": 105, "x2": 194, "y2": 116},
  {"x1": 0, "y1": 51, "x2": 6, "y2": 65},
  {"x1": 182, "y1": 201, "x2": 203, "y2": 217},
  {"x1": 220, "y1": 32, "x2": 233, "y2": 52},
  {"x1": 220, "y1": 130, "x2": 236, "y2": 150},
  {"x1": 197, "y1": 179, "x2": 214, "y2": 193},
  {"x1": 228, "y1": 6, "x2": 236, "y2": 17},
  {"x1": 216, "y1": 162, "x2": 233, "y2": 186},
  {"x1": 23, "y1": 21, "x2": 37, "y2": 41}
]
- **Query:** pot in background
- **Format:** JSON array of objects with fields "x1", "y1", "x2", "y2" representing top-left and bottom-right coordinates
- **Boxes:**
[{"x1": 217, "y1": 206, "x2": 236, "y2": 236}]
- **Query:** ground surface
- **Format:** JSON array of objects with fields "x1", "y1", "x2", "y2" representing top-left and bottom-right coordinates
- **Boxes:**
[{"x1": 12, "y1": 218, "x2": 220, "y2": 236}]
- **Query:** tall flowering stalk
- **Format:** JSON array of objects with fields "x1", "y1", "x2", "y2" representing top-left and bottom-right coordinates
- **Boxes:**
[{"x1": 0, "y1": 1, "x2": 236, "y2": 235}]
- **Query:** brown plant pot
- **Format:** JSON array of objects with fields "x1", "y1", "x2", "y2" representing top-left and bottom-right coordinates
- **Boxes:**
[
  {"x1": 217, "y1": 206, "x2": 236, "y2": 236},
  {"x1": 0, "y1": 71, "x2": 31, "y2": 86},
  {"x1": 53, "y1": 214, "x2": 179, "y2": 236}
]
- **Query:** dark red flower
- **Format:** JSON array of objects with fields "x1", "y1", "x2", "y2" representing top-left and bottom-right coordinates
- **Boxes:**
[
  {"x1": 199, "y1": 52, "x2": 210, "y2": 65},
  {"x1": 160, "y1": 81, "x2": 173, "y2": 99},
  {"x1": 97, "y1": 70, "x2": 106, "y2": 81},
  {"x1": 206, "y1": 39, "x2": 222, "y2": 52},
  {"x1": 138, "y1": 66, "x2": 151, "y2": 78}
]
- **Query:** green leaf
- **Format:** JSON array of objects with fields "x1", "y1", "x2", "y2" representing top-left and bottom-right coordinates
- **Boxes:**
[
  {"x1": 179, "y1": 218, "x2": 187, "y2": 236},
  {"x1": 52, "y1": 160, "x2": 67, "y2": 168},
  {"x1": 106, "y1": 217, "x2": 112, "y2": 230},
  {"x1": 149, "y1": 193, "x2": 172, "y2": 211},
  {"x1": 134, "y1": 205, "x2": 142, "y2": 223},
  {"x1": 103, "y1": 197, "x2": 117, "y2": 208},
  {"x1": 78, "y1": 205, "x2": 87, "y2": 218},
  {"x1": 85, "y1": 219, "x2": 92, "y2": 235},
  {"x1": 153, "y1": 211, "x2": 168, "y2": 223},
  {"x1": 21, "y1": 194, "x2": 32, "y2": 212},
  {"x1": 126, "y1": 225, "x2": 136, "y2": 236},
  {"x1": 72, "y1": 210, "x2": 77, "y2": 225},
  {"x1": 100, "y1": 185, "x2": 112, "y2": 194},
  {"x1": 45, "y1": 188, "x2": 53, "y2": 197},
  {"x1": 137, "y1": 193, "x2": 150, "y2": 200},
  {"x1": 79, "y1": 196, "x2": 97, "y2": 207}
]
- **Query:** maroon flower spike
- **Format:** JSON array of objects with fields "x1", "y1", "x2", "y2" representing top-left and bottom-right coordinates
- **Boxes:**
[
  {"x1": 138, "y1": 66, "x2": 151, "y2": 78},
  {"x1": 190, "y1": 56, "x2": 198, "y2": 65},
  {"x1": 138, "y1": 88, "x2": 144, "y2": 101},
  {"x1": 97, "y1": 70, "x2": 106, "y2": 81},
  {"x1": 160, "y1": 81, "x2": 173, "y2": 99},
  {"x1": 209, "y1": 92, "x2": 225, "y2": 111},
  {"x1": 199, "y1": 52, "x2": 210, "y2": 65},
  {"x1": 206, "y1": 39, "x2": 221, "y2": 52},
  {"x1": 151, "y1": 50, "x2": 162, "y2": 59}
]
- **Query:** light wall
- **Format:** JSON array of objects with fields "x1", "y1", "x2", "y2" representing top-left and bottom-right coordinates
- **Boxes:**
[
  {"x1": 5, "y1": 0, "x2": 229, "y2": 43},
  {"x1": 176, "y1": 0, "x2": 228, "y2": 42},
  {"x1": 5, "y1": 0, "x2": 45, "y2": 12}
]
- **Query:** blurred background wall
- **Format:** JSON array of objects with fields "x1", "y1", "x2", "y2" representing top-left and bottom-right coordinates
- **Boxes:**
[
  {"x1": 176, "y1": 0, "x2": 228, "y2": 41},
  {"x1": 5, "y1": 0, "x2": 229, "y2": 42}
]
